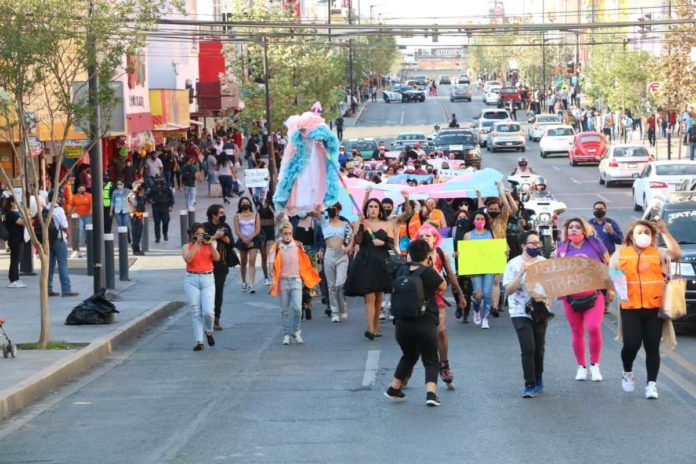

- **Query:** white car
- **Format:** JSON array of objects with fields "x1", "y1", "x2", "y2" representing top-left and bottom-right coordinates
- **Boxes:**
[
  {"x1": 632, "y1": 160, "x2": 696, "y2": 211},
  {"x1": 486, "y1": 121, "x2": 526, "y2": 152},
  {"x1": 528, "y1": 114, "x2": 562, "y2": 141},
  {"x1": 598, "y1": 144, "x2": 652, "y2": 187},
  {"x1": 483, "y1": 80, "x2": 503, "y2": 93},
  {"x1": 485, "y1": 87, "x2": 501, "y2": 105},
  {"x1": 475, "y1": 119, "x2": 496, "y2": 146},
  {"x1": 382, "y1": 89, "x2": 403, "y2": 103},
  {"x1": 539, "y1": 125, "x2": 575, "y2": 158}
]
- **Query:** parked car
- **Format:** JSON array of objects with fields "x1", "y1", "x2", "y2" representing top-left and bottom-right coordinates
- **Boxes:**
[
  {"x1": 484, "y1": 87, "x2": 501, "y2": 106},
  {"x1": 433, "y1": 129, "x2": 481, "y2": 167},
  {"x1": 457, "y1": 74, "x2": 471, "y2": 84},
  {"x1": 342, "y1": 138, "x2": 379, "y2": 160},
  {"x1": 486, "y1": 121, "x2": 526, "y2": 152},
  {"x1": 474, "y1": 119, "x2": 496, "y2": 147},
  {"x1": 528, "y1": 114, "x2": 562, "y2": 141},
  {"x1": 632, "y1": 160, "x2": 696, "y2": 211},
  {"x1": 392, "y1": 84, "x2": 426, "y2": 103},
  {"x1": 569, "y1": 132, "x2": 607, "y2": 166},
  {"x1": 642, "y1": 193, "x2": 696, "y2": 325},
  {"x1": 439, "y1": 75, "x2": 452, "y2": 85},
  {"x1": 539, "y1": 125, "x2": 576, "y2": 158},
  {"x1": 497, "y1": 86, "x2": 522, "y2": 109},
  {"x1": 450, "y1": 84, "x2": 472, "y2": 102},
  {"x1": 598, "y1": 144, "x2": 652, "y2": 187}
]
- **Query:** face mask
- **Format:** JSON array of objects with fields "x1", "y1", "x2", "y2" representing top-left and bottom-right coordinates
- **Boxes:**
[
  {"x1": 117, "y1": 185, "x2": 124, "y2": 190},
  {"x1": 474, "y1": 219, "x2": 485, "y2": 229},
  {"x1": 633, "y1": 233, "x2": 652, "y2": 248},
  {"x1": 219, "y1": 215, "x2": 227, "y2": 223},
  {"x1": 383, "y1": 208, "x2": 392, "y2": 217},
  {"x1": 457, "y1": 218, "x2": 468, "y2": 227},
  {"x1": 526, "y1": 246, "x2": 542, "y2": 258},
  {"x1": 593, "y1": 209, "x2": 606, "y2": 219},
  {"x1": 327, "y1": 208, "x2": 337, "y2": 218},
  {"x1": 282, "y1": 235, "x2": 293, "y2": 243},
  {"x1": 569, "y1": 234, "x2": 584, "y2": 244},
  {"x1": 240, "y1": 204, "x2": 250, "y2": 211},
  {"x1": 488, "y1": 211, "x2": 500, "y2": 219}
]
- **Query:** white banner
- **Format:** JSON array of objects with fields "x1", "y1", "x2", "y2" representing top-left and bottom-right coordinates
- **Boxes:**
[{"x1": 244, "y1": 168, "x2": 270, "y2": 188}]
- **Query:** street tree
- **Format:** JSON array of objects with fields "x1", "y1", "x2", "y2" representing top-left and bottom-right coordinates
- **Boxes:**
[{"x1": 0, "y1": 0, "x2": 181, "y2": 349}]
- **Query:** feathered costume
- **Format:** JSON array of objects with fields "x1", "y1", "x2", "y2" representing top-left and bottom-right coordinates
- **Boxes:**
[{"x1": 272, "y1": 102, "x2": 341, "y2": 217}]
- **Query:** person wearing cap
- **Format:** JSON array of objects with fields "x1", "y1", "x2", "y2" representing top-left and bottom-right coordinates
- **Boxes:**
[{"x1": 47, "y1": 192, "x2": 79, "y2": 297}]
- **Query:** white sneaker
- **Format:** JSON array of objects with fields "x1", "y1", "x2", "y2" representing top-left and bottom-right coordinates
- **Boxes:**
[
  {"x1": 575, "y1": 365, "x2": 588, "y2": 381},
  {"x1": 264, "y1": 278, "x2": 271, "y2": 286},
  {"x1": 379, "y1": 311, "x2": 387, "y2": 321},
  {"x1": 331, "y1": 314, "x2": 340, "y2": 323},
  {"x1": 481, "y1": 318, "x2": 490, "y2": 329},
  {"x1": 590, "y1": 364, "x2": 603, "y2": 382},
  {"x1": 241, "y1": 282, "x2": 248, "y2": 291},
  {"x1": 293, "y1": 331, "x2": 304, "y2": 344},
  {"x1": 8, "y1": 281, "x2": 26, "y2": 288},
  {"x1": 622, "y1": 371, "x2": 635, "y2": 392},
  {"x1": 388, "y1": 315, "x2": 394, "y2": 321},
  {"x1": 473, "y1": 311, "x2": 482, "y2": 325},
  {"x1": 339, "y1": 313, "x2": 348, "y2": 321},
  {"x1": 248, "y1": 285, "x2": 256, "y2": 294},
  {"x1": 645, "y1": 381, "x2": 659, "y2": 399},
  {"x1": 282, "y1": 335, "x2": 291, "y2": 345}
]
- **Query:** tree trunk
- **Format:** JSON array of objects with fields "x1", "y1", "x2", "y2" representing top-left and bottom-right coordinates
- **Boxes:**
[{"x1": 37, "y1": 247, "x2": 50, "y2": 349}]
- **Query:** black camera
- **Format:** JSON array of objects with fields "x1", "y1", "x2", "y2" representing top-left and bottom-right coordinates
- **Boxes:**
[{"x1": 202, "y1": 233, "x2": 211, "y2": 241}]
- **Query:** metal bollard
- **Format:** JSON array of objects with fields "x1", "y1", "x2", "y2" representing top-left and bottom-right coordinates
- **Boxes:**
[
  {"x1": 187, "y1": 207, "x2": 195, "y2": 229},
  {"x1": 118, "y1": 226, "x2": 130, "y2": 281},
  {"x1": 142, "y1": 212, "x2": 150, "y2": 252},
  {"x1": 85, "y1": 223, "x2": 94, "y2": 276},
  {"x1": 19, "y1": 238, "x2": 35, "y2": 275},
  {"x1": 70, "y1": 214, "x2": 80, "y2": 253},
  {"x1": 104, "y1": 233, "x2": 115, "y2": 289},
  {"x1": 180, "y1": 210, "x2": 189, "y2": 246}
]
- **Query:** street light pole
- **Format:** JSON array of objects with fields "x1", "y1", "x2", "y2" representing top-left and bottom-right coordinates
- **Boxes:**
[{"x1": 262, "y1": 37, "x2": 277, "y2": 195}]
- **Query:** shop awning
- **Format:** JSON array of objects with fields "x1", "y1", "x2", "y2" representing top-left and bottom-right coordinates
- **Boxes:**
[{"x1": 150, "y1": 89, "x2": 190, "y2": 131}]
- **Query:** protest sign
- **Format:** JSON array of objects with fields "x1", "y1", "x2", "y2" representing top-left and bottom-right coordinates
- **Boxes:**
[
  {"x1": 525, "y1": 257, "x2": 610, "y2": 299},
  {"x1": 245, "y1": 168, "x2": 270, "y2": 188},
  {"x1": 457, "y1": 239, "x2": 507, "y2": 275}
]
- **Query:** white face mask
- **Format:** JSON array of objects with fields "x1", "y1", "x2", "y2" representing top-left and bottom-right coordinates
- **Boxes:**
[{"x1": 633, "y1": 233, "x2": 652, "y2": 248}]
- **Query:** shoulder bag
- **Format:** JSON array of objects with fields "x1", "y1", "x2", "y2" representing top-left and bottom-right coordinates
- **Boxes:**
[{"x1": 659, "y1": 256, "x2": 687, "y2": 320}]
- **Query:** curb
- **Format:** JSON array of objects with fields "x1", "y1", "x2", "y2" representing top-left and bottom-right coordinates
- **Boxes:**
[{"x1": 0, "y1": 300, "x2": 184, "y2": 421}]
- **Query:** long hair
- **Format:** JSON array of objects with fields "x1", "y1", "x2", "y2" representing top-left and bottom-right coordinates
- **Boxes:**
[
  {"x1": 217, "y1": 152, "x2": 231, "y2": 169},
  {"x1": 561, "y1": 217, "x2": 596, "y2": 242},
  {"x1": 465, "y1": 209, "x2": 494, "y2": 235},
  {"x1": 188, "y1": 222, "x2": 205, "y2": 243},
  {"x1": 624, "y1": 220, "x2": 657, "y2": 248},
  {"x1": 363, "y1": 198, "x2": 385, "y2": 220},
  {"x1": 237, "y1": 196, "x2": 254, "y2": 213}
]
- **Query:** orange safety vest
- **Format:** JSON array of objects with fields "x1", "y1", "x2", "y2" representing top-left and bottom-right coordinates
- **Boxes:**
[
  {"x1": 617, "y1": 246, "x2": 664, "y2": 310},
  {"x1": 270, "y1": 241, "x2": 321, "y2": 297},
  {"x1": 398, "y1": 213, "x2": 422, "y2": 255}
]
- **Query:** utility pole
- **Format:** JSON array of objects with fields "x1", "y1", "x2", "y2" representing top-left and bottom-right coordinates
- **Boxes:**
[
  {"x1": 348, "y1": 0, "x2": 355, "y2": 104},
  {"x1": 542, "y1": 0, "x2": 546, "y2": 103},
  {"x1": 262, "y1": 37, "x2": 277, "y2": 195},
  {"x1": 87, "y1": 0, "x2": 105, "y2": 293},
  {"x1": 327, "y1": 0, "x2": 331, "y2": 43}
]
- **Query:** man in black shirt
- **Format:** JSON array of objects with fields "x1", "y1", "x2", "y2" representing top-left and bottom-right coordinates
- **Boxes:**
[
  {"x1": 385, "y1": 239, "x2": 446, "y2": 407},
  {"x1": 335, "y1": 116, "x2": 344, "y2": 141},
  {"x1": 204, "y1": 204, "x2": 234, "y2": 331},
  {"x1": 146, "y1": 175, "x2": 174, "y2": 243}
]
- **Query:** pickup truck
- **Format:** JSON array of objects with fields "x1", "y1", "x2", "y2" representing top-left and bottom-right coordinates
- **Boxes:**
[{"x1": 497, "y1": 86, "x2": 522, "y2": 109}]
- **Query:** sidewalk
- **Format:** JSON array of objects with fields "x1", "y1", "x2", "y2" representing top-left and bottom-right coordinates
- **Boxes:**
[{"x1": 0, "y1": 181, "x2": 241, "y2": 421}]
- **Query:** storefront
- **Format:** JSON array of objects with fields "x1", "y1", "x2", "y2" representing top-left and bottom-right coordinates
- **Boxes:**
[{"x1": 150, "y1": 89, "x2": 190, "y2": 145}]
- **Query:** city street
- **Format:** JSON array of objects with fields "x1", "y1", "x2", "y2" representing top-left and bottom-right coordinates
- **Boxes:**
[{"x1": 2, "y1": 91, "x2": 696, "y2": 464}]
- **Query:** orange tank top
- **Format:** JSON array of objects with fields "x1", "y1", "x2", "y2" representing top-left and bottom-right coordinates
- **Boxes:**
[{"x1": 186, "y1": 243, "x2": 214, "y2": 273}]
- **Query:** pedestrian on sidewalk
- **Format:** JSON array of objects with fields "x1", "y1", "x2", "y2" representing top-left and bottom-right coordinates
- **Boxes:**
[
  {"x1": 503, "y1": 230, "x2": 548, "y2": 398},
  {"x1": 233, "y1": 197, "x2": 262, "y2": 294},
  {"x1": 268, "y1": 222, "x2": 320, "y2": 345},
  {"x1": 688, "y1": 124, "x2": 696, "y2": 161},
  {"x1": 610, "y1": 219, "x2": 680, "y2": 399},
  {"x1": 204, "y1": 204, "x2": 236, "y2": 331},
  {"x1": 180, "y1": 155, "x2": 199, "y2": 210},
  {"x1": 647, "y1": 113, "x2": 657, "y2": 147},
  {"x1": 110, "y1": 180, "x2": 130, "y2": 238},
  {"x1": 127, "y1": 181, "x2": 146, "y2": 256},
  {"x1": 46, "y1": 192, "x2": 78, "y2": 297},
  {"x1": 335, "y1": 116, "x2": 344, "y2": 141},
  {"x1": 216, "y1": 152, "x2": 236, "y2": 204},
  {"x1": 183, "y1": 222, "x2": 219, "y2": 351},
  {"x1": 147, "y1": 174, "x2": 174, "y2": 243},
  {"x1": 384, "y1": 239, "x2": 446, "y2": 407},
  {"x1": 206, "y1": 149, "x2": 218, "y2": 195},
  {"x1": 102, "y1": 173, "x2": 114, "y2": 234},
  {"x1": 256, "y1": 196, "x2": 276, "y2": 287},
  {"x1": 1, "y1": 193, "x2": 27, "y2": 288},
  {"x1": 71, "y1": 186, "x2": 92, "y2": 246}
]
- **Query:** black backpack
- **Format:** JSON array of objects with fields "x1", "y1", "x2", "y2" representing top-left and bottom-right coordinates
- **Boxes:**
[
  {"x1": 34, "y1": 208, "x2": 60, "y2": 245},
  {"x1": 391, "y1": 263, "x2": 430, "y2": 319}
]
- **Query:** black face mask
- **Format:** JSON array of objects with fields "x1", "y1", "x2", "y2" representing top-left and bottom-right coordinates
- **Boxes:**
[
  {"x1": 219, "y1": 215, "x2": 227, "y2": 223},
  {"x1": 383, "y1": 208, "x2": 393, "y2": 216},
  {"x1": 240, "y1": 204, "x2": 250, "y2": 211},
  {"x1": 489, "y1": 211, "x2": 500, "y2": 219},
  {"x1": 457, "y1": 218, "x2": 468, "y2": 227},
  {"x1": 327, "y1": 208, "x2": 338, "y2": 218},
  {"x1": 593, "y1": 209, "x2": 606, "y2": 219}
]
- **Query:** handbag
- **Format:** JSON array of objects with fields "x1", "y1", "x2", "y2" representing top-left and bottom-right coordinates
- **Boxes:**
[
  {"x1": 659, "y1": 260, "x2": 687, "y2": 320},
  {"x1": 225, "y1": 244, "x2": 240, "y2": 268},
  {"x1": 566, "y1": 291, "x2": 600, "y2": 312},
  {"x1": 525, "y1": 299, "x2": 555, "y2": 322}
]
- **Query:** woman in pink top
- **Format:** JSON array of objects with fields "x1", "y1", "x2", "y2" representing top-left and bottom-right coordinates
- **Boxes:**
[{"x1": 555, "y1": 218, "x2": 615, "y2": 382}]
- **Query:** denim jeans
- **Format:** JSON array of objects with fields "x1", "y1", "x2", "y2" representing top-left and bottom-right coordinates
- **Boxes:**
[
  {"x1": 114, "y1": 211, "x2": 130, "y2": 229},
  {"x1": 185, "y1": 272, "x2": 215, "y2": 343},
  {"x1": 279, "y1": 277, "x2": 302, "y2": 336},
  {"x1": 324, "y1": 248, "x2": 348, "y2": 316},
  {"x1": 184, "y1": 187, "x2": 196, "y2": 209},
  {"x1": 218, "y1": 174, "x2": 234, "y2": 198},
  {"x1": 471, "y1": 273, "x2": 494, "y2": 318},
  {"x1": 689, "y1": 143, "x2": 696, "y2": 161},
  {"x1": 48, "y1": 240, "x2": 72, "y2": 294},
  {"x1": 78, "y1": 215, "x2": 92, "y2": 245}
]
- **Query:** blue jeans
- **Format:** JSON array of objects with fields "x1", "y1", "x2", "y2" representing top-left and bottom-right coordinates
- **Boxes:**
[
  {"x1": 114, "y1": 211, "x2": 130, "y2": 229},
  {"x1": 78, "y1": 215, "x2": 92, "y2": 245},
  {"x1": 184, "y1": 187, "x2": 196, "y2": 209},
  {"x1": 48, "y1": 240, "x2": 71, "y2": 293},
  {"x1": 471, "y1": 273, "x2": 494, "y2": 319},
  {"x1": 689, "y1": 143, "x2": 696, "y2": 161},
  {"x1": 185, "y1": 272, "x2": 215, "y2": 343},
  {"x1": 279, "y1": 277, "x2": 302, "y2": 336},
  {"x1": 218, "y1": 174, "x2": 234, "y2": 198}
]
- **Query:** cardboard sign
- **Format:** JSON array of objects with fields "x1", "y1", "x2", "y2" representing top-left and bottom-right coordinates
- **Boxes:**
[
  {"x1": 244, "y1": 168, "x2": 269, "y2": 188},
  {"x1": 525, "y1": 257, "x2": 610, "y2": 299},
  {"x1": 457, "y1": 239, "x2": 507, "y2": 275}
]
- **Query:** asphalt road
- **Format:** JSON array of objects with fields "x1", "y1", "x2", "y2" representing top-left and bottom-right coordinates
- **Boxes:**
[{"x1": 2, "y1": 88, "x2": 696, "y2": 464}]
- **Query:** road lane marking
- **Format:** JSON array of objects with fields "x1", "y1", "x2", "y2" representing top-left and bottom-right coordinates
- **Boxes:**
[
  {"x1": 400, "y1": 109, "x2": 405, "y2": 125},
  {"x1": 597, "y1": 194, "x2": 611, "y2": 204},
  {"x1": 552, "y1": 165, "x2": 561, "y2": 171},
  {"x1": 570, "y1": 177, "x2": 581, "y2": 184},
  {"x1": 361, "y1": 350, "x2": 381, "y2": 388}
]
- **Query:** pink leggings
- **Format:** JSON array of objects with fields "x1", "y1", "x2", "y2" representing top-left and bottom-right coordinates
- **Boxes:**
[{"x1": 563, "y1": 292, "x2": 605, "y2": 366}]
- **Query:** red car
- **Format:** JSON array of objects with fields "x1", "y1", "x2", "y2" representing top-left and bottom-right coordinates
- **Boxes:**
[
  {"x1": 497, "y1": 87, "x2": 522, "y2": 109},
  {"x1": 568, "y1": 131, "x2": 607, "y2": 166}
]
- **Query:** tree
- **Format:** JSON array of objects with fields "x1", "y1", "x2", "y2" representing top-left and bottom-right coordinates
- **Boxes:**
[
  {"x1": 222, "y1": 3, "x2": 347, "y2": 132},
  {"x1": 351, "y1": 35, "x2": 399, "y2": 86},
  {"x1": 0, "y1": 0, "x2": 181, "y2": 348}
]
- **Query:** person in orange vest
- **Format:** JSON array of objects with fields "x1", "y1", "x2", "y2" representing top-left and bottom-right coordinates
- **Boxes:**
[
  {"x1": 268, "y1": 222, "x2": 321, "y2": 346},
  {"x1": 71, "y1": 185, "x2": 92, "y2": 247},
  {"x1": 609, "y1": 219, "x2": 680, "y2": 400}
]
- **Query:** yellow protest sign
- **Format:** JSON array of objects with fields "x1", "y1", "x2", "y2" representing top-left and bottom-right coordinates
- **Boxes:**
[{"x1": 457, "y1": 239, "x2": 507, "y2": 275}]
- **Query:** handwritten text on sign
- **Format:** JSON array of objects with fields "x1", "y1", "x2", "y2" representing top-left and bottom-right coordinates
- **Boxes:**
[
  {"x1": 244, "y1": 168, "x2": 270, "y2": 188},
  {"x1": 457, "y1": 239, "x2": 507, "y2": 275},
  {"x1": 525, "y1": 257, "x2": 610, "y2": 299}
]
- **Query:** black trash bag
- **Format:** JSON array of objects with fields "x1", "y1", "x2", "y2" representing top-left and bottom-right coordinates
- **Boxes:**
[{"x1": 65, "y1": 288, "x2": 120, "y2": 325}]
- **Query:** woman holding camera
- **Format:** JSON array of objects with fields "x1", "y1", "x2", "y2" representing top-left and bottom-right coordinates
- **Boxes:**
[
  {"x1": 233, "y1": 197, "x2": 261, "y2": 294},
  {"x1": 182, "y1": 222, "x2": 220, "y2": 351}
]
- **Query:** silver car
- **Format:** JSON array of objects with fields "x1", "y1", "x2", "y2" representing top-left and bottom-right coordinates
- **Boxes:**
[
  {"x1": 475, "y1": 120, "x2": 496, "y2": 147},
  {"x1": 528, "y1": 114, "x2": 562, "y2": 141},
  {"x1": 486, "y1": 122, "x2": 526, "y2": 152}
]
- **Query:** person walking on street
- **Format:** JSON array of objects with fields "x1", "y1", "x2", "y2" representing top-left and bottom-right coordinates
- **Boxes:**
[
  {"x1": 588, "y1": 201, "x2": 623, "y2": 313},
  {"x1": 72, "y1": 186, "x2": 92, "y2": 247},
  {"x1": 335, "y1": 116, "x2": 344, "y2": 141},
  {"x1": 555, "y1": 218, "x2": 613, "y2": 382},
  {"x1": 233, "y1": 197, "x2": 262, "y2": 294},
  {"x1": 384, "y1": 239, "x2": 446, "y2": 407},
  {"x1": 180, "y1": 155, "x2": 199, "y2": 209},
  {"x1": 268, "y1": 222, "x2": 321, "y2": 345},
  {"x1": 463, "y1": 210, "x2": 495, "y2": 329},
  {"x1": 110, "y1": 180, "x2": 130, "y2": 238},
  {"x1": 610, "y1": 219, "x2": 681, "y2": 399},
  {"x1": 321, "y1": 202, "x2": 353, "y2": 323},
  {"x1": 126, "y1": 181, "x2": 146, "y2": 255},
  {"x1": 46, "y1": 193, "x2": 79, "y2": 297},
  {"x1": 204, "y1": 204, "x2": 236, "y2": 331},
  {"x1": 503, "y1": 231, "x2": 548, "y2": 398},
  {"x1": 216, "y1": 152, "x2": 236, "y2": 204},
  {"x1": 1, "y1": 193, "x2": 27, "y2": 288},
  {"x1": 647, "y1": 112, "x2": 657, "y2": 147},
  {"x1": 144, "y1": 151, "x2": 163, "y2": 192},
  {"x1": 102, "y1": 173, "x2": 114, "y2": 234},
  {"x1": 147, "y1": 174, "x2": 174, "y2": 243},
  {"x1": 183, "y1": 222, "x2": 219, "y2": 351},
  {"x1": 257, "y1": 196, "x2": 276, "y2": 287}
]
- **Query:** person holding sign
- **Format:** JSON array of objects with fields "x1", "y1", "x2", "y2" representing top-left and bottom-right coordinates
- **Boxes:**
[
  {"x1": 462, "y1": 211, "x2": 496, "y2": 329},
  {"x1": 503, "y1": 231, "x2": 548, "y2": 398},
  {"x1": 609, "y1": 219, "x2": 681, "y2": 400},
  {"x1": 555, "y1": 218, "x2": 613, "y2": 383}
]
